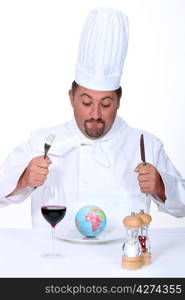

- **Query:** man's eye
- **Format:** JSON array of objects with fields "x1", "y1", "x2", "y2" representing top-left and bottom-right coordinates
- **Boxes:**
[
  {"x1": 101, "y1": 104, "x2": 110, "y2": 108},
  {"x1": 82, "y1": 102, "x2": 91, "y2": 106}
]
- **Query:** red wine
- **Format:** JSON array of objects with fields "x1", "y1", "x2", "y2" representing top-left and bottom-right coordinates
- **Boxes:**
[{"x1": 41, "y1": 205, "x2": 66, "y2": 228}]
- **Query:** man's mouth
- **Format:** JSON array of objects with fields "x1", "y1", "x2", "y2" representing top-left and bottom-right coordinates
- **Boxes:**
[
  {"x1": 87, "y1": 121, "x2": 104, "y2": 127},
  {"x1": 88, "y1": 121, "x2": 102, "y2": 123},
  {"x1": 86, "y1": 120, "x2": 104, "y2": 124}
]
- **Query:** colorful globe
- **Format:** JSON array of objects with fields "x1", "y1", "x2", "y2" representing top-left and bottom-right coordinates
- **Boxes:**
[{"x1": 75, "y1": 205, "x2": 107, "y2": 237}]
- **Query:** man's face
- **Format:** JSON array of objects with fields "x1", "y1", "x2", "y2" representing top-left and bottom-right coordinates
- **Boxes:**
[{"x1": 69, "y1": 85, "x2": 120, "y2": 139}]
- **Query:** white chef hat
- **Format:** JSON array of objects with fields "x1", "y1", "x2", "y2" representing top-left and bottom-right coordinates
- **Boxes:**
[{"x1": 75, "y1": 7, "x2": 129, "y2": 91}]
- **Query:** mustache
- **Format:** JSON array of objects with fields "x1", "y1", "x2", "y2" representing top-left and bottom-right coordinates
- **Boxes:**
[{"x1": 85, "y1": 118, "x2": 105, "y2": 123}]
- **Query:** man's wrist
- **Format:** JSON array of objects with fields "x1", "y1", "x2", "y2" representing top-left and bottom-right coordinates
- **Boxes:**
[
  {"x1": 16, "y1": 169, "x2": 27, "y2": 190},
  {"x1": 157, "y1": 175, "x2": 166, "y2": 202},
  {"x1": 5, "y1": 169, "x2": 27, "y2": 197},
  {"x1": 156, "y1": 193, "x2": 166, "y2": 202}
]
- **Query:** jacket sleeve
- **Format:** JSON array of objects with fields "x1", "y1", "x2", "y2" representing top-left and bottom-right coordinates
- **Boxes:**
[
  {"x1": 0, "y1": 139, "x2": 34, "y2": 206},
  {"x1": 151, "y1": 138, "x2": 185, "y2": 217}
]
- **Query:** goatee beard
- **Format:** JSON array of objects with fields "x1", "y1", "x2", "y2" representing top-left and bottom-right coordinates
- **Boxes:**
[{"x1": 84, "y1": 120, "x2": 105, "y2": 138}]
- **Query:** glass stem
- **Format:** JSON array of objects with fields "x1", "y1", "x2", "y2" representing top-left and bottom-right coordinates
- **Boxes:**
[{"x1": 51, "y1": 227, "x2": 55, "y2": 254}]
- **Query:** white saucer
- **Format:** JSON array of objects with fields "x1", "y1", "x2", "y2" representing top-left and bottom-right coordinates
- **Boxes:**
[{"x1": 55, "y1": 226, "x2": 125, "y2": 244}]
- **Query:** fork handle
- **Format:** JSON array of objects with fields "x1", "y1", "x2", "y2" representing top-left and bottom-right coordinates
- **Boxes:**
[{"x1": 44, "y1": 149, "x2": 49, "y2": 159}]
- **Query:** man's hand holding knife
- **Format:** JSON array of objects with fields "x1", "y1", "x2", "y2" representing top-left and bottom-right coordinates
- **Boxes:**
[{"x1": 135, "y1": 134, "x2": 166, "y2": 202}]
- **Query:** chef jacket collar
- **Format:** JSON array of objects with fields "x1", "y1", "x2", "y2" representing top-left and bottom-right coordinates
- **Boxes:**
[
  {"x1": 68, "y1": 115, "x2": 128, "y2": 143},
  {"x1": 39, "y1": 116, "x2": 128, "y2": 168}
]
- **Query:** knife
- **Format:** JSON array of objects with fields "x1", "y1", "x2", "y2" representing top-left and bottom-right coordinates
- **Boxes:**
[{"x1": 140, "y1": 133, "x2": 146, "y2": 166}]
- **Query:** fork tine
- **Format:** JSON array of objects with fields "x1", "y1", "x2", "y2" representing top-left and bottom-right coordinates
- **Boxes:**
[
  {"x1": 44, "y1": 134, "x2": 56, "y2": 158},
  {"x1": 46, "y1": 133, "x2": 56, "y2": 145}
]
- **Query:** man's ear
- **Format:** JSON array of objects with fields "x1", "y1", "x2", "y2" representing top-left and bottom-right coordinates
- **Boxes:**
[
  {"x1": 68, "y1": 89, "x2": 74, "y2": 107},
  {"x1": 117, "y1": 99, "x2": 120, "y2": 109}
]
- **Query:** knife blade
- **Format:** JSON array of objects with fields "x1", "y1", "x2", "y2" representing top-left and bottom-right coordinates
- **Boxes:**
[
  {"x1": 140, "y1": 133, "x2": 149, "y2": 197},
  {"x1": 140, "y1": 133, "x2": 146, "y2": 166}
]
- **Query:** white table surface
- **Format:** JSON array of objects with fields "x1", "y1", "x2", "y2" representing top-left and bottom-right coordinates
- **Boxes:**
[{"x1": 0, "y1": 227, "x2": 184, "y2": 278}]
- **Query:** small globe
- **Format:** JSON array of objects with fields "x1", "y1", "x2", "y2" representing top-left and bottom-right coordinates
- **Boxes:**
[{"x1": 75, "y1": 205, "x2": 107, "y2": 237}]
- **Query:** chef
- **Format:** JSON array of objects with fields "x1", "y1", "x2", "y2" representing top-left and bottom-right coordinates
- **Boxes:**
[{"x1": 0, "y1": 8, "x2": 185, "y2": 229}]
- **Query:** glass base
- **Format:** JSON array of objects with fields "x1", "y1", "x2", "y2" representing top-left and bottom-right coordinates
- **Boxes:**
[{"x1": 41, "y1": 252, "x2": 65, "y2": 259}]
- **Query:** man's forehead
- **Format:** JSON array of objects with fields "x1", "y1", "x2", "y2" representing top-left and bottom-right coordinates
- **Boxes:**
[{"x1": 76, "y1": 84, "x2": 117, "y2": 98}]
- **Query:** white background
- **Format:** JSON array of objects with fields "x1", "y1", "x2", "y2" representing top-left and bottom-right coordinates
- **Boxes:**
[{"x1": 0, "y1": 0, "x2": 185, "y2": 228}]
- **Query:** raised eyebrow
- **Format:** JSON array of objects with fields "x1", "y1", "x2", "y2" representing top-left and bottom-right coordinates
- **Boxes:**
[
  {"x1": 79, "y1": 93, "x2": 92, "y2": 99},
  {"x1": 101, "y1": 96, "x2": 114, "y2": 101}
]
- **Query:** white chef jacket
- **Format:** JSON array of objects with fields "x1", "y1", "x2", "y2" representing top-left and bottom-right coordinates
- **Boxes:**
[{"x1": 0, "y1": 115, "x2": 185, "y2": 229}]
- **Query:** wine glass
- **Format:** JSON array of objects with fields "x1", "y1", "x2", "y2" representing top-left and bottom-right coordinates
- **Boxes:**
[{"x1": 41, "y1": 183, "x2": 67, "y2": 259}]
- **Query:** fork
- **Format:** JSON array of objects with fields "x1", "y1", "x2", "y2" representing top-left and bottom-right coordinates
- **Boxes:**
[
  {"x1": 43, "y1": 133, "x2": 56, "y2": 159},
  {"x1": 34, "y1": 133, "x2": 56, "y2": 189}
]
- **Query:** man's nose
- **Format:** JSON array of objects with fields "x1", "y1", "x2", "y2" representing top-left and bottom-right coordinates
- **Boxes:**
[{"x1": 90, "y1": 105, "x2": 102, "y2": 120}]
